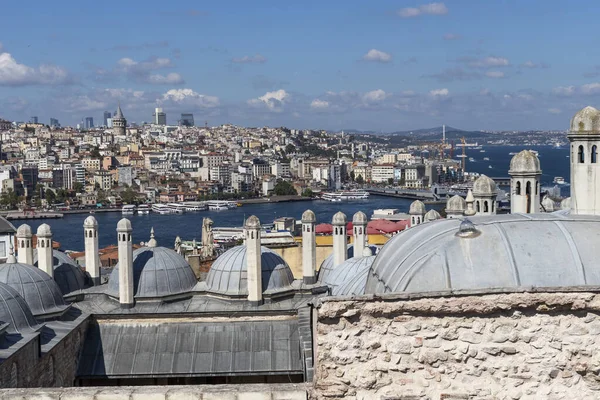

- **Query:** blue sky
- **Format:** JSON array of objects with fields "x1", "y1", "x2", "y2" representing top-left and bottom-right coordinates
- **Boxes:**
[{"x1": 1, "y1": 0, "x2": 599, "y2": 131}]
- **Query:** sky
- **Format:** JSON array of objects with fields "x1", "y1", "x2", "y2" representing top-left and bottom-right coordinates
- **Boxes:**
[{"x1": 1, "y1": 0, "x2": 600, "y2": 132}]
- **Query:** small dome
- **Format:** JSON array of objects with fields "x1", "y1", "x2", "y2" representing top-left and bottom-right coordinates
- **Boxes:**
[
  {"x1": 473, "y1": 175, "x2": 498, "y2": 196},
  {"x1": 570, "y1": 106, "x2": 600, "y2": 133},
  {"x1": 83, "y1": 215, "x2": 98, "y2": 227},
  {"x1": 34, "y1": 250, "x2": 86, "y2": 295},
  {"x1": 245, "y1": 215, "x2": 261, "y2": 229},
  {"x1": 0, "y1": 262, "x2": 69, "y2": 319},
  {"x1": 117, "y1": 218, "x2": 132, "y2": 231},
  {"x1": 542, "y1": 196, "x2": 555, "y2": 212},
  {"x1": 322, "y1": 256, "x2": 375, "y2": 296},
  {"x1": 16, "y1": 224, "x2": 32, "y2": 237},
  {"x1": 352, "y1": 211, "x2": 368, "y2": 225},
  {"x1": 332, "y1": 211, "x2": 347, "y2": 226},
  {"x1": 302, "y1": 210, "x2": 316, "y2": 223},
  {"x1": 205, "y1": 245, "x2": 294, "y2": 296},
  {"x1": 409, "y1": 200, "x2": 426, "y2": 215},
  {"x1": 37, "y1": 223, "x2": 52, "y2": 237},
  {"x1": 509, "y1": 150, "x2": 541, "y2": 174},
  {"x1": 318, "y1": 244, "x2": 378, "y2": 284},
  {"x1": 107, "y1": 246, "x2": 197, "y2": 299},
  {"x1": 446, "y1": 195, "x2": 466, "y2": 213},
  {"x1": 0, "y1": 283, "x2": 41, "y2": 335},
  {"x1": 561, "y1": 197, "x2": 572, "y2": 210},
  {"x1": 424, "y1": 209, "x2": 442, "y2": 222}
]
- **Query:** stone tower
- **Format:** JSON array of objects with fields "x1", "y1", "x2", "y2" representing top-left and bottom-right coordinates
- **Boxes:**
[
  {"x1": 332, "y1": 212, "x2": 347, "y2": 268},
  {"x1": 84, "y1": 216, "x2": 100, "y2": 285},
  {"x1": 352, "y1": 211, "x2": 368, "y2": 257},
  {"x1": 509, "y1": 150, "x2": 541, "y2": 214},
  {"x1": 36, "y1": 224, "x2": 53, "y2": 278},
  {"x1": 409, "y1": 200, "x2": 426, "y2": 227},
  {"x1": 446, "y1": 195, "x2": 466, "y2": 219},
  {"x1": 472, "y1": 175, "x2": 498, "y2": 215},
  {"x1": 568, "y1": 106, "x2": 600, "y2": 215},
  {"x1": 301, "y1": 210, "x2": 317, "y2": 284},
  {"x1": 117, "y1": 218, "x2": 134, "y2": 308},
  {"x1": 244, "y1": 215, "x2": 263, "y2": 305},
  {"x1": 16, "y1": 224, "x2": 33, "y2": 265},
  {"x1": 112, "y1": 103, "x2": 127, "y2": 136}
]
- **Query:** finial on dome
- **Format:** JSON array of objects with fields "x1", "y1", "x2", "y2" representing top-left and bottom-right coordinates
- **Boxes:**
[
  {"x1": 147, "y1": 227, "x2": 157, "y2": 247},
  {"x1": 362, "y1": 247, "x2": 373, "y2": 257},
  {"x1": 456, "y1": 219, "x2": 481, "y2": 238},
  {"x1": 6, "y1": 244, "x2": 16, "y2": 264}
]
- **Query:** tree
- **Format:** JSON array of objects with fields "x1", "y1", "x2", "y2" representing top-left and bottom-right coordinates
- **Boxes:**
[
  {"x1": 301, "y1": 188, "x2": 314, "y2": 198},
  {"x1": 73, "y1": 182, "x2": 84, "y2": 194},
  {"x1": 45, "y1": 189, "x2": 56, "y2": 205},
  {"x1": 0, "y1": 189, "x2": 18, "y2": 209},
  {"x1": 388, "y1": 178, "x2": 394, "y2": 186},
  {"x1": 356, "y1": 174, "x2": 364, "y2": 185},
  {"x1": 285, "y1": 144, "x2": 296, "y2": 154},
  {"x1": 90, "y1": 146, "x2": 101, "y2": 159},
  {"x1": 121, "y1": 187, "x2": 137, "y2": 204},
  {"x1": 273, "y1": 180, "x2": 297, "y2": 196},
  {"x1": 350, "y1": 170, "x2": 355, "y2": 181}
]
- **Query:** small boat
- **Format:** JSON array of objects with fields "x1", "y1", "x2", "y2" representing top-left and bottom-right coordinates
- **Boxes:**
[
  {"x1": 137, "y1": 204, "x2": 150, "y2": 214},
  {"x1": 480, "y1": 150, "x2": 486, "y2": 153},
  {"x1": 468, "y1": 157, "x2": 475, "y2": 162},
  {"x1": 508, "y1": 152, "x2": 517, "y2": 156},
  {"x1": 553, "y1": 177, "x2": 566, "y2": 185},
  {"x1": 488, "y1": 165, "x2": 493, "y2": 169},
  {"x1": 483, "y1": 157, "x2": 490, "y2": 161},
  {"x1": 121, "y1": 204, "x2": 136, "y2": 215}
]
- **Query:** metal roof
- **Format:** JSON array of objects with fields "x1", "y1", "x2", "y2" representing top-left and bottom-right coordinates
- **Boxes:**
[
  {"x1": 0, "y1": 282, "x2": 40, "y2": 334},
  {"x1": 366, "y1": 213, "x2": 600, "y2": 294},
  {"x1": 77, "y1": 319, "x2": 303, "y2": 378},
  {"x1": 0, "y1": 217, "x2": 16, "y2": 234},
  {"x1": 34, "y1": 250, "x2": 87, "y2": 296},
  {"x1": 318, "y1": 245, "x2": 377, "y2": 284},
  {"x1": 326, "y1": 256, "x2": 375, "y2": 297}
]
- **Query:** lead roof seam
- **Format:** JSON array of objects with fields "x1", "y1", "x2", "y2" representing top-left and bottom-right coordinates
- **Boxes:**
[
  {"x1": 494, "y1": 224, "x2": 521, "y2": 286},
  {"x1": 397, "y1": 252, "x2": 435, "y2": 292},
  {"x1": 110, "y1": 328, "x2": 123, "y2": 374},
  {"x1": 20, "y1": 265, "x2": 52, "y2": 313},
  {"x1": 151, "y1": 327, "x2": 160, "y2": 373},
  {"x1": 443, "y1": 251, "x2": 452, "y2": 290},
  {"x1": 130, "y1": 326, "x2": 142, "y2": 375},
  {"x1": 189, "y1": 324, "x2": 199, "y2": 374},
  {"x1": 553, "y1": 221, "x2": 587, "y2": 284},
  {"x1": 0, "y1": 287, "x2": 17, "y2": 333},
  {"x1": 170, "y1": 324, "x2": 180, "y2": 373}
]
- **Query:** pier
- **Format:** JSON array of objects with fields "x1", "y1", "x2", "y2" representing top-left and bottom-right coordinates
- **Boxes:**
[{"x1": 367, "y1": 188, "x2": 436, "y2": 200}]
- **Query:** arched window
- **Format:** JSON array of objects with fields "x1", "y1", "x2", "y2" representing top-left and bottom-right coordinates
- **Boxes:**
[
  {"x1": 476, "y1": 201, "x2": 480, "y2": 213},
  {"x1": 515, "y1": 181, "x2": 521, "y2": 195},
  {"x1": 579, "y1": 145, "x2": 585, "y2": 163},
  {"x1": 484, "y1": 201, "x2": 489, "y2": 213},
  {"x1": 593, "y1": 145, "x2": 598, "y2": 163}
]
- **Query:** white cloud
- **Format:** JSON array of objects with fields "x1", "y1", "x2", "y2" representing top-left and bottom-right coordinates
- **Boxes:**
[
  {"x1": 146, "y1": 73, "x2": 184, "y2": 84},
  {"x1": 114, "y1": 57, "x2": 183, "y2": 84},
  {"x1": 522, "y1": 61, "x2": 536, "y2": 68},
  {"x1": 362, "y1": 49, "x2": 392, "y2": 63},
  {"x1": 548, "y1": 108, "x2": 561, "y2": 114},
  {"x1": 485, "y1": 71, "x2": 505, "y2": 79},
  {"x1": 248, "y1": 89, "x2": 289, "y2": 112},
  {"x1": 161, "y1": 88, "x2": 219, "y2": 108},
  {"x1": 362, "y1": 89, "x2": 388, "y2": 103},
  {"x1": 0, "y1": 52, "x2": 72, "y2": 86},
  {"x1": 517, "y1": 94, "x2": 534, "y2": 101},
  {"x1": 232, "y1": 54, "x2": 267, "y2": 64},
  {"x1": 552, "y1": 86, "x2": 575, "y2": 96},
  {"x1": 443, "y1": 33, "x2": 461, "y2": 40},
  {"x1": 581, "y1": 83, "x2": 600, "y2": 95},
  {"x1": 469, "y1": 56, "x2": 509, "y2": 68},
  {"x1": 310, "y1": 99, "x2": 330, "y2": 109},
  {"x1": 429, "y1": 88, "x2": 449, "y2": 97},
  {"x1": 398, "y1": 2, "x2": 448, "y2": 17}
]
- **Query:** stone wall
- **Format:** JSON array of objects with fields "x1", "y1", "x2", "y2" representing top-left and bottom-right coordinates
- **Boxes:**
[
  {"x1": 312, "y1": 291, "x2": 600, "y2": 400},
  {"x1": 0, "y1": 316, "x2": 90, "y2": 388},
  {"x1": 273, "y1": 245, "x2": 333, "y2": 279}
]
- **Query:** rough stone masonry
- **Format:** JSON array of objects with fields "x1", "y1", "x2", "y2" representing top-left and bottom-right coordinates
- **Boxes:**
[{"x1": 311, "y1": 290, "x2": 600, "y2": 400}]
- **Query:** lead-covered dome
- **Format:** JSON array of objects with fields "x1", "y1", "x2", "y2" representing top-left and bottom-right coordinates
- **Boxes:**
[
  {"x1": 352, "y1": 211, "x2": 368, "y2": 225},
  {"x1": 332, "y1": 211, "x2": 347, "y2": 226},
  {"x1": 409, "y1": 200, "x2": 426, "y2": 215},
  {"x1": 570, "y1": 106, "x2": 600, "y2": 133},
  {"x1": 0, "y1": 261, "x2": 69, "y2": 319},
  {"x1": 205, "y1": 245, "x2": 294, "y2": 296},
  {"x1": 302, "y1": 210, "x2": 316, "y2": 223},
  {"x1": 473, "y1": 175, "x2": 497, "y2": 196},
  {"x1": 83, "y1": 215, "x2": 98, "y2": 227},
  {"x1": 0, "y1": 282, "x2": 41, "y2": 334},
  {"x1": 446, "y1": 195, "x2": 466, "y2": 213},
  {"x1": 424, "y1": 209, "x2": 442, "y2": 222},
  {"x1": 318, "y1": 244, "x2": 378, "y2": 284},
  {"x1": 107, "y1": 246, "x2": 197, "y2": 299},
  {"x1": 365, "y1": 214, "x2": 600, "y2": 295},
  {"x1": 321, "y1": 256, "x2": 375, "y2": 296},
  {"x1": 34, "y1": 250, "x2": 86, "y2": 295},
  {"x1": 509, "y1": 150, "x2": 541, "y2": 174}
]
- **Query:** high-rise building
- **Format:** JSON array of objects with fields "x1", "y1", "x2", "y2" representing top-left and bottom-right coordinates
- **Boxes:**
[
  {"x1": 49, "y1": 118, "x2": 59, "y2": 127},
  {"x1": 85, "y1": 117, "x2": 94, "y2": 129},
  {"x1": 180, "y1": 113, "x2": 194, "y2": 126},
  {"x1": 103, "y1": 111, "x2": 112, "y2": 127},
  {"x1": 30, "y1": 116, "x2": 38, "y2": 124},
  {"x1": 153, "y1": 108, "x2": 166, "y2": 125},
  {"x1": 112, "y1": 103, "x2": 127, "y2": 136}
]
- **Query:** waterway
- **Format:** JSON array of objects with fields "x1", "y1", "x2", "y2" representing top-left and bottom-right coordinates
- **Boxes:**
[{"x1": 14, "y1": 145, "x2": 570, "y2": 252}]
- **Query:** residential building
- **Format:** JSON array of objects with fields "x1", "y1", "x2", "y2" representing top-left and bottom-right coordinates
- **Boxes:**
[
  {"x1": 153, "y1": 108, "x2": 166, "y2": 125},
  {"x1": 94, "y1": 170, "x2": 113, "y2": 191}
]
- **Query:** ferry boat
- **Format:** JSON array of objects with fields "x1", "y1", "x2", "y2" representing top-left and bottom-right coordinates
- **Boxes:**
[
  {"x1": 553, "y1": 177, "x2": 566, "y2": 185},
  {"x1": 321, "y1": 193, "x2": 342, "y2": 202},
  {"x1": 121, "y1": 205, "x2": 136, "y2": 215},
  {"x1": 181, "y1": 201, "x2": 208, "y2": 212},
  {"x1": 207, "y1": 200, "x2": 230, "y2": 211},
  {"x1": 137, "y1": 204, "x2": 150, "y2": 214},
  {"x1": 151, "y1": 204, "x2": 172, "y2": 215},
  {"x1": 321, "y1": 190, "x2": 369, "y2": 202},
  {"x1": 167, "y1": 203, "x2": 186, "y2": 214}
]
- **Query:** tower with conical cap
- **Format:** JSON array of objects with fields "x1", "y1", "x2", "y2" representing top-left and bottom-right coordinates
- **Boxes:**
[{"x1": 112, "y1": 103, "x2": 127, "y2": 136}]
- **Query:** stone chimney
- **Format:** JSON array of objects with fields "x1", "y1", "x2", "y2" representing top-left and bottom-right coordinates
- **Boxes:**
[
  {"x1": 301, "y1": 210, "x2": 317, "y2": 284},
  {"x1": 36, "y1": 224, "x2": 53, "y2": 278},
  {"x1": 244, "y1": 215, "x2": 263, "y2": 306},
  {"x1": 464, "y1": 189, "x2": 476, "y2": 216},
  {"x1": 16, "y1": 224, "x2": 33, "y2": 265},
  {"x1": 117, "y1": 218, "x2": 134, "y2": 308},
  {"x1": 352, "y1": 211, "x2": 368, "y2": 257},
  {"x1": 332, "y1": 212, "x2": 347, "y2": 268},
  {"x1": 84, "y1": 216, "x2": 100, "y2": 285}
]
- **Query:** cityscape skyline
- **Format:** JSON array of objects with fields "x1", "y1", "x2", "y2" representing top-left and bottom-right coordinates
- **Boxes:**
[{"x1": 2, "y1": 1, "x2": 600, "y2": 131}]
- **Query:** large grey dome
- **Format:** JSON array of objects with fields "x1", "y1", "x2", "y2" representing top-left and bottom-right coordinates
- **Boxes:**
[
  {"x1": 321, "y1": 256, "x2": 375, "y2": 296},
  {"x1": 0, "y1": 262, "x2": 69, "y2": 319},
  {"x1": 0, "y1": 282, "x2": 40, "y2": 335},
  {"x1": 206, "y1": 245, "x2": 294, "y2": 296},
  {"x1": 570, "y1": 106, "x2": 600, "y2": 133},
  {"x1": 365, "y1": 214, "x2": 600, "y2": 295},
  {"x1": 318, "y1": 244, "x2": 378, "y2": 284},
  {"x1": 34, "y1": 250, "x2": 86, "y2": 295},
  {"x1": 509, "y1": 150, "x2": 541, "y2": 174},
  {"x1": 107, "y1": 246, "x2": 197, "y2": 299}
]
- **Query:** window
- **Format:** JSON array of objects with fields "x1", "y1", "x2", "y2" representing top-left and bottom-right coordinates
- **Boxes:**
[
  {"x1": 593, "y1": 145, "x2": 598, "y2": 163},
  {"x1": 484, "y1": 201, "x2": 489, "y2": 213},
  {"x1": 579, "y1": 145, "x2": 585, "y2": 163},
  {"x1": 0, "y1": 242, "x2": 5, "y2": 258},
  {"x1": 515, "y1": 181, "x2": 521, "y2": 195},
  {"x1": 476, "y1": 201, "x2": 480, "y2": 213}
]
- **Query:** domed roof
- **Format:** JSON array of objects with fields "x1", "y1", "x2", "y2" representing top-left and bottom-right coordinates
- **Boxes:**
[
  {"x1": 446, "y1": 195, "x2": 466, "y2": 213},
  {"x1": 352, "y1": 211, "x2": 368, "y2": 225},
  {"x1": 561, "y1": 197, "x2": 572, "y2": 210},
  {"x1": 473, "y1": 175, "x2": 497, "y2": 196},
  {"x1": 318, "y1": 244, "x2": 378, "y2": 284},
  {"x1": 33, "y1": 250, "x2": 86, "y2": 295},
  {"x1": 117, "y1": 218, "x2": 132, "y2": 231},
  {"x1": 205, "y1": 245, "x2": 294, "y2": 296},
  {"x1": 107, "y1": 246, "x2": 197, "y2": 299},
  {"x1": 36, "y1": 223, "x2": 52, "y2": 237},
  {"x1": 509, "y1": 150, "x2": 541, "y2": 174},
  {"x1": 332, "y1": 211, "x2": 347, "y2": 226},
  {"x1": 424, "y1": 209, "x2": 442, "y2": 222},
  {"x1": 302, "y1": 209, "x2": 316, "y2": 223},
  {"x1": 365, "y1": 214, "x2": 600, "y2": 295},
  {"x1": 16, "y1": 224, "x2": 32, "y2": 237},
  {"x1": 245, "y1": 215, "x2": 261, "y2": 229},
  {"x1": 0, "y1": 261, "x2": 69, "y2": 318},
  {"x1": 83, "y1": 215, "x2": 98, "y2": 227},
  {"x1": 570, "y1": 106, "x2": 600, "y2": 133},
  {"x1": 542, "y1": 196, "x2": 555, "y2": 212},
  {"x1": 321, "y1": 256, "x2": 375, "y2": 296},
  {"x1": 409, "y1": 200, "x2": 426, "y2": 215},
  {"x1": 0, "y1": 283, "x2": 41, "y2": 335}
]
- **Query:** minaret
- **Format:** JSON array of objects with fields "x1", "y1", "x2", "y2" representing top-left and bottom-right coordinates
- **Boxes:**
[
  {"x1": 332, "y1": 212, "x2": 347, "y2": 268},
  {"x1": 568, "y1": 106, "x2": 600, "y2": 215},
  {"x1": 117, "y1": 218, "x2": 134, "y2": 308},
  {"x1": 301, "y1": 210, "x2": 317, "y2": 284},
  {"x1": 352, "y1": 211, "x2": 367, "y2": 257},
  {"x1": 472, "y1": 175, "x2": 498, "y2": 215},
  {"x1": 36, "y1": 224, "x2": 53, "y2": 278},
  {"x1": 409, "y1": 200, "x2": 426, "y2": 227},
  {"x1": 245, "y1": 216, "x2": 263, "y2": 305},
  {"x1": 509, "y1": 150, "x2": 541, "y2": 214},
  {"x1": 16, "y1": 224, "x2": 33, "y2": 265},
  {"x1": 84, "y1": 216, "x2": 100, "y2": 285},
  {"x1": 464, "y1": 189, "x2": 476, "y2": 216},
  {"x1": 112, "y1": 102, "x2": 127, "y2": 136}
]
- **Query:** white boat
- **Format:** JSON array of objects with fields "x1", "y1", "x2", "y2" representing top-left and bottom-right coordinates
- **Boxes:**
[
  {"x1": 480, "y1": 150, "x2": 486, "y2": 153},
  {"x1": 339, "y1": 190, "x2": 370, "y2": 200},
  {"x1": 468, "y1": 157, "x2": 475, "y2": 162},
  {"x1": 553, "y1": 177, "x2": 566, "y2": 185},
  {"x1": 226, "y1": 201, "x2": 238, "y2": 209},
  {"x1": 152, "y1": 204, "x2": 173, "y2": 214},
  {"x1": 167, "y1": 203, "x2": 186, "y2": 214},
  {"x1": 488, "y1": 165, "x2": 493, "y2": 169},
  {"x1": 321, "y1": 192, "x2": 342, "y2": 202},
  {"x1": 207, "y1": 200, "x2": 229, "y2": 211},
  {"x1": 483, "y1": 157, "x2": 490, "y2": 161},
  {"x1": 137, "y1": 204, "x2": 150, "y2": 214},
  {"x1": 121, "y1": 204, "x2": 136, "y2": 214},
  {"x1": 181, "y1": 201, "x2": 208, "y2": 212}
]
